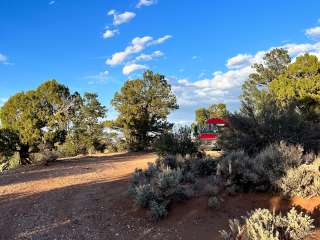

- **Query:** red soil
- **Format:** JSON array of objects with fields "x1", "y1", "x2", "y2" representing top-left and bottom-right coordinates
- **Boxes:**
[{"x1": 0, "y1": 152, "x2": 319, "y2": 240}]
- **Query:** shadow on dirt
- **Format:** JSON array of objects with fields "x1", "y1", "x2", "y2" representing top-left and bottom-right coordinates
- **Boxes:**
[{"x1": 0, "y1": 152, "x2": 153, "y2": 187}]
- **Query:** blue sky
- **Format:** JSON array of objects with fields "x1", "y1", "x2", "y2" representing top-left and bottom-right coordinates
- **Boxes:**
[{"x1": 1, "y1": 0, "x2": 320, "y2": 124}]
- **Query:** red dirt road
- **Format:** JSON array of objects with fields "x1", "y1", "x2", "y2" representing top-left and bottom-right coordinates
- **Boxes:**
[{"x1": 0, "y1": 152, "x2": 319, "y2": 240}]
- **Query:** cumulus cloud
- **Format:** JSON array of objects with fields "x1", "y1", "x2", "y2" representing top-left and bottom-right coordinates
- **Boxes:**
[
  {"x1": 226, "y1": 54, "x2": 253, "y2": 69},
  {"x1": 49, "y1": 1, "x2": 55, "y2": 5},
  {"x1": 305, "y1": 26, "x2": 320, "y2": 38},
  {"x1": 102, "y1": 29, "x2": 119, "y2": 39},
  {"x1": 108, "y1": 10, "x2": 136, "y2": 26},
  {"x1": 136, "y1": 50, "x2": 163, "y2": 61},
  {"x1": 136, "y1": 0, "x2": 157, "y2": 8},
  {"x1": 106, "y1": 35, "x2": 171, "y2": 66},
  {"x1": 173, "y1": 41, "x2": 320, "y2": 106},
  {"x1": 122, "y1": 63, "x2": 147, "y2": 75}
]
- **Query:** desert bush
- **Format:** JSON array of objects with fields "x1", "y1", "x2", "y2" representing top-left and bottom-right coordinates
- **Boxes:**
[
  {"x1": 277, "y1": 158, "x2": 320, "y2": 197},
  {"x1": 156, "y1": 168, "x2": 183, "y2": 195},
  {"x1": 208, "y1": 196, "x2": 220, "y2": 209},
  {"x1": 220, "y1": 219, "x2": 242, "y2": 240},
  {"x1": 219, "y1": 142, "x2": 306, "y2": 192},
  {"x1": 154, "y1": 126, "x2": 199, "y2": 157},
  {"x1": 220, "y1": 208, "x2": 314, "y2": 240},
  {"x1": 218, "y1": 100, "x2": 320, "y2": 155},
  {"x1": 191, "y1": 157, "x2": 217, "y2": 177},
  {"x1": 156, "y1": 155, "x2": 179, "y2": 169},
  {"x1": 8, "y1": 152, "x2": 21, "y2": 169},
  {"x1": 149, "y1": 200, "x2": 168, "y2": 220},
  {"x1": 133, "y1": 184, "x2": 156, "y2": 208}
]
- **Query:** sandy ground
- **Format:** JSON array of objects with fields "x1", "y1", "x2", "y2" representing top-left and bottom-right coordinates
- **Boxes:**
[{"x1": 0, "y1": 152, "x2": 319, "y2": 240}]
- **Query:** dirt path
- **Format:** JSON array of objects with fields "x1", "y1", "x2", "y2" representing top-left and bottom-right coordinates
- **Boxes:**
[
  {"x1": 0, "y1": 152, "x2": 157, "y2": 240},
  {"x1": 1, "y1": 152, "x2": 319, "y2": 240}
]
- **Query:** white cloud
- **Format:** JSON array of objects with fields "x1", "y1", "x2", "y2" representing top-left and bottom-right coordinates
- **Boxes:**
[
  {"x1": 136, "y1": 50, "x2": 163, "y2": 61},
  {"x1": 122, "y1": 63, "x2": 147, "y2": 75},
  {"x1": 154, "y1": 35, "x2": 172, "y2": 44},
  {"x1": 108, "y1": 10, "x2": 136, "y2": 26},
  {"x1": 0, "y1": 53, "x2": 8, "y2": 63},
  {"x1": 173, "y1": 40, "x2": 320, "y2": 106},
  {"x1": 49, "y1": 0, "x2": 55, "y2": 5},
  {"x1": 136, "y1": 0, "x2": 157, "y2": 8},
  {"x1": 85, "y1": 71, "x2": 109, "y2": 84},
  {"x1": 305, "y1": 26, "x2": 320, "y2": 38},
  {"x1": 192, "y1": 56, "x2": 198, "y2": 60},
  {"x1": 226, "y1": 54, "x2": 253, "y2": 69},
  {"x1": 106, "y1": 35, "x2": 171, "y2": 66},
  {"x1": 0, "y1": 53, "x2": 11, "y2": 65},
  {"x1": 103, "y1": 29, "x2": 119, "y2": 39}
]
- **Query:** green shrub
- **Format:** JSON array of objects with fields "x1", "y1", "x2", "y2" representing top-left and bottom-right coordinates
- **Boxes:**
[
  {"x1": 219, "y1": 142, "x2": 306, "y2": 192},
  {"x1": 191, "y1": 157, "x2": 217, "y2": 177},
  {"x1": 133, "y1": 184, "x2": 155, "y2": 208},
  {"x1": 208, "y1": 196, "x2": 220, "y2": 209},
  {"x1": 156, "y1": 168, "x2": 182, "y2": 195},
  {"x1": 219, "y1": 219, "x2": 242, "y2": 240},
  {"x1": 280, "y1": 208, "x2": 315, "y2": 240},
  {"x1": 157, "y1": 155, "x2": 179, "y2": 169},
  {"x1": 144, "y1": 162, "x2": 158, "y2": 180},
  {"x1": 149, "y1": 200, "x2": 168, "y2": 221},
  {"x1": 8, "y1": 152, "x2": 21, "y2": 169},
  {"x1": 154, "y1": 126, "x2": 199, "y2": 157},
  {"x1": 220, "y1": 208, "x2": 314, "y2": 240},
  {"x1": 218, "y1": 100, "x2": 320, "y2": 155},
  {"x1": 277, "y1": 158, "x2": 320, "y2": 197}
]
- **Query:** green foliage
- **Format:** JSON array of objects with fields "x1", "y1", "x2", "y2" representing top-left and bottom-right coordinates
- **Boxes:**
[
  {"x1": 154, "y1": 126, "x2": 199, "y2": 157},
  {"x1": 270, "y1": 53, "x2": 320, "y2": 121},
  {"x1": 219, "y1": 142, "x2": 305, "y2": 192},
  {"x1": 149, "y1": 200, "x2": 168, "y2": 220},
  {"x1": 64, "y1": 92, "x2": 107, "y2": 155},
  {"x1": 195, "y1": 103, "x2": 228, "y2": 127},
  {"x1": 0, "y1": 80, "x2": 107, "y2": 162},
  {"x1": 208, "y1": 103, "x2": 228, "y2": 118},
  {"x1": 277, "y1": 157, "x2": 320, "y2": 197},
  {"x1": 195, "y1": 108, "x2": 209, "y2": 126},
  {"x1": 218, "y1": 98, "x2": 319, "y2": 154},
  {"x1": 133, "y1": 184, "x2": 155, "y2": 208},
  {"x1": 191, "y1": 157, "x2": 217, "y2": 177},
  {"x1": 0, "y1": 128, "x2": 20, "y2": 160},
  {"x1": 129, "y1": 152, "x2": 218, "y2": 218},
  {"x1": 112, "y1": 70, "x2": 178, "y2": 151},
  {"x1": 1, "y1": 80, "x2": 71, "y2": 150},
  {"x1": 220, "y1": 208, "x2": 314, "y2": 240},
  {"x1": 241, "y1": 48, "x2": 291, "y2": 113},
  {"x1": 8, "y1": 152, "x2": 21, "y2": 170},
  {"x1": 223, "y1": 50, "x2": 320, "y2": 155},
  {"x1": 156, "y1": 168, "x2": 183, "y2": 195}
]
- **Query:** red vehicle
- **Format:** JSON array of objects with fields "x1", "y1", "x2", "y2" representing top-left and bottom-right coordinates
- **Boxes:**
[{"x1": 198, "y1": 118, "x2": 227, "y2": 150}]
